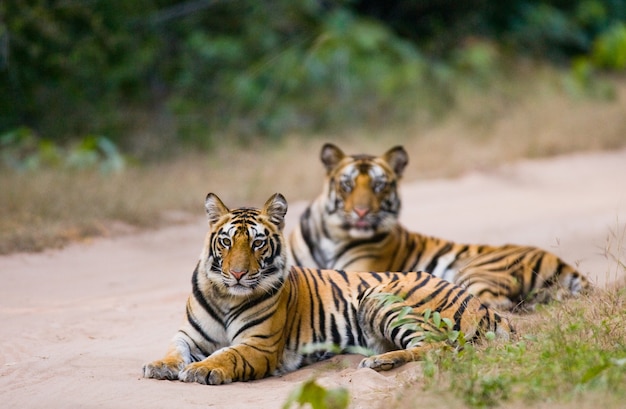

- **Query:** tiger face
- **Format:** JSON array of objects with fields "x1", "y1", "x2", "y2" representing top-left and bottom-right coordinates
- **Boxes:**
[
  {"x1": 321, "y1": 143, "x2": 409, "y2": 239},
  {"x1": 201, "y1": 193, "x2": 288, "y2": 297}
]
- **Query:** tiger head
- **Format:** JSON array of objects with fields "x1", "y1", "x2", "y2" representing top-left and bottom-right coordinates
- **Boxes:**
[
  {"x1": 320, "y1": 143, "x2": 408, "y2": 239},
  {"x1": 200, "y1": 192, "x2": 289, "y2": 298}
]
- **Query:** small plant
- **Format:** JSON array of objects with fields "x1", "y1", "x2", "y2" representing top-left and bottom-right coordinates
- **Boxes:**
[
  {"x1": 373, "y1": 292, "x2": 511, "y2": 407},
  {"x1": 371, "y1": 293, "x2": 472, "y2": 346},
  {"x1": 283, "y1": 378, "x2": 349, "y2": 409}
]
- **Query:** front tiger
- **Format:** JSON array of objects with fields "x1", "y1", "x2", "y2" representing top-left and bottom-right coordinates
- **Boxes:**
[
  {"x1": 142, "y1": 193, "x2": 512, "y2": 384},
  {"x1": 288, "y1": 143, "x2": 591, "y2": 311}
]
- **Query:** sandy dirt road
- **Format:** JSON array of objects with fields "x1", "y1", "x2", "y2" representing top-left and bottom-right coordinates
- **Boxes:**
[{"x1": 1, "y1": 148, "x2": 625, "y2": 409}]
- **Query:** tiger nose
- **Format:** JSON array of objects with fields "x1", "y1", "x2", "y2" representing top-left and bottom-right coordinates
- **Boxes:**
[
  {"x1": 354, "y1": 207, "x2": 370, "y2": 219},
  {"x1": 230, "y1": 270, "x2": 247, "y2": 280}
]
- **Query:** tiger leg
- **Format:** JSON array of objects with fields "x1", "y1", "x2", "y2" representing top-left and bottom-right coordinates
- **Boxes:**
[
  {"x1": 356, "y1": 285, "x2": 445, "y2": 371},
  {"x1": 179, "y1": 344, "x2": 278, "y2": 385},
  {"x1": 359, "y1": 342, "x2": 441, "y2": 371},
  {"x1": 462, "y1": 286, "x2": 517, "y2": 311},
  {"x1": 533, "y1": 264, "x2": 591, "y2": 305},
  {"x1": 522, "y1": 274, "x2": 591, "y2": 311},
  {"x1": 143, "y1": 344, "x2": 188, "y2": 380},
  {"x1": 454, "y1": 268, "x2": 520, "y2": 311},
  {"x1": 463, "y1": 262, "x2": 591, "y2": 311},
  {"x1": 458, "y1": 247, "x2": 592, "y2": 311}
]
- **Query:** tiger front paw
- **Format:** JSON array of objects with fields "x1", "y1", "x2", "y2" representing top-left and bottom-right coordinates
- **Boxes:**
[
  {"x1": 142, "y1": 359, "x2": 184, "y2": 380},
  {"x1": 179, "y1": 362, "x2": 231, "y2": 385},
  {"x1": 358, "y1": 349, "x2": 418, "y2": 372},
  {"x1": 358, "y1": 356, "x2": 396, "y2": 372}
]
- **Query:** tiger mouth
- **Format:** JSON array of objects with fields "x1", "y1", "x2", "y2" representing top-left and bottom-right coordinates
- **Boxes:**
[
  {"x1": 340, "y1": 218, "x2": 375, "y2": 229},
  {"x1": 352, "y1": 220, "x2": 373, "y2": 230},
  {"x1": 226, "y1": 282, "x2": 255, "y2": 296}
]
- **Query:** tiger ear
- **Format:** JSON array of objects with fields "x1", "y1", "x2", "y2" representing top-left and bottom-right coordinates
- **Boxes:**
[
  {"x1": 205, "y1": 193, "x2": 230, "y2": 226},
  {"x1": 383, "y1": 146, "x2": 409, "y2": 178},
  {"x1": 262, "y1": 193, "x2": 288, "y2": 230},
  {"x1": 320, "y1": 143, "x2": 345, "y2": 174}
]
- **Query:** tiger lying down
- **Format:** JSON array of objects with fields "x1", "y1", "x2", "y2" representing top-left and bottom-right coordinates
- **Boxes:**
[
  {"x1": 143, "y1": 193, "x2": 512, "y2": 385},
  {"x1": 289, "y1": 143, "x2": 591, "y2": 311}
]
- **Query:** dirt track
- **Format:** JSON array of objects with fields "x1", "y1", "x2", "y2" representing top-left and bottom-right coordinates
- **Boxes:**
[{"x1": 1, "y1": 149, "x2": 625, "y2": 409}]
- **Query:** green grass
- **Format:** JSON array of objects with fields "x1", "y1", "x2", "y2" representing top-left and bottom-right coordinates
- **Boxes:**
[{"x1": 388, "y1": 281, "x2": 626, "y2": 409}]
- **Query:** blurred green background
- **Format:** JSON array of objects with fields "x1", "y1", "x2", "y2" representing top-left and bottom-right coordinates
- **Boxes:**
[
  {"x1": 2, "y1": 0, "x2": 626, "y2": 253},
  {"x1": 2, "y1": 0, "x2": 625, "y2": 161}
]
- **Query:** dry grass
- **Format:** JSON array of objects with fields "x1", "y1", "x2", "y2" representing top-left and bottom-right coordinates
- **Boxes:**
[{"x1": 1, "y1": 68, "x2": 626, "y2": 254}]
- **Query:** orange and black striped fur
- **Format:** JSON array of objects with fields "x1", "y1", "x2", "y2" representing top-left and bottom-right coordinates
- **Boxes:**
[
  {"x1": 142, "y1": 193, "x2": 511, "y2": 385},
  {"x1": 288, "y1": 143, "x2": 591, "y2": 311}
]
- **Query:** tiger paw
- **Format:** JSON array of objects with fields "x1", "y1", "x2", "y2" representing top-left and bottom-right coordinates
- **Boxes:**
[
  {"x1": 358, "y1": 356, "x2": 397, "y2": 372},
  {"x1": 179, "y1": 362, "x2": 231, "y2": 385},
  {"x1": 142, "y1": 360, "x2": 183, "y2": 380}
]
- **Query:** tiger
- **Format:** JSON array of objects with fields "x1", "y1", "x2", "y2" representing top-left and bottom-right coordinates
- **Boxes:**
[
  {"x1": 288, "y1": 143, "x2": 591, "y2": 312},
  {"x1": 142, "y1": 192, "x2": 512, "y2": 385}
]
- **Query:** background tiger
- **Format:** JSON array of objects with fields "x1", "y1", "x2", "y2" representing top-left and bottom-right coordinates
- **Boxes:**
[
  {"x1": 288, "y1": 143, "x2": 591, "y2": 311},
  {"x1": 142, "y1": 193, "x2": 511, "y2": 385}
]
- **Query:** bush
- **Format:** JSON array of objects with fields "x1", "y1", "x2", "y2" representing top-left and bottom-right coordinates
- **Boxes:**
[
  {"x1": 1, "y1": 128, "x2": 125, "y2": 173},
  {"x1": 1, "y1": 0, "x2": 625, "y2": 153},
  {"x1": 591, "y1": 22, "x2": 626, "y2": 69}
]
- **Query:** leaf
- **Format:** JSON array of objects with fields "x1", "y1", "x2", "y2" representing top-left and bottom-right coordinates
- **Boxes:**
[
  {"x1": 448, "y1": 330, "x2": 461, "y2": 343},
  {"x1": 344, "y1": 345, "x2": 375, "y2": 356},
  {"x1": 432, "y1": 311, "x2": 441, "y2": 328},
  {"x1": 407, "y1": 335, "x2": 426, "y2": 348},
  {"x1": 456, "y1": 331, "x2": 467, "y2": 347},
  {"x1": 283, "y1": 379, "x2": 349, "y2": 409},
  {"x1": 442, "y1": 318, "x2": 454, "y2": 329},
  {"x1": 397, "y1": 306, "x2": 413, "y2": 320},
  {"x1": 580, "y1": 363, "x2": 609, "y2": 384},
  {"x1": 325, "y1": 387, "x2": 349, "y2": 409},
  {"x1": 371, "y1": 292, "x2": 405, "y2": 307},
  {"x1": 390, "y1": 318, "x2": 417, "y2": 330}
]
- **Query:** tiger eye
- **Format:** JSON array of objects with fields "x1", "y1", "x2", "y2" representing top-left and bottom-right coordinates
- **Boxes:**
[
  {"x1": 340, "y1": 179, "x2": 352, "y2": 192},
  {"x1": 372, "y1": 180, "x2": 387, "y2": 193}
]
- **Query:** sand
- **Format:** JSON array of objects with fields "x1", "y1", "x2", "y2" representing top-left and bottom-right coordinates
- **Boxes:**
[{"x1": 1, "y1": 148, "x2": 625, "y2": 409}]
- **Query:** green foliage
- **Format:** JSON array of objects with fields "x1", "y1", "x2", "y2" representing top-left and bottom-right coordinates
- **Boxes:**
[
  {"x1": 591, "y1": 22, "x2": 626, "y2": 69},
  {"x1": 283, "y1": 378, "x2": 349, "y2": 409},
  {"x1": 0, "y1": 1, "x2": 155, "y2": 141},
  {"x1": 563, "y1": 20, "x2": 626, "y2": 98},
  {"x1": 2, "y1": 0, "x2": 625, "y2": 152},
  {"x1": 172, "y1": 7, "x2": 432, "y2": 142},
  {"x1": 1, "y1": 128, "x2": 125, "y2": 173},
  {"x1": 416, "y1": 289, "x2": 626, "y2": 408},
  {"x1": 509, "y1": 3, "x2": 591, "y2": 59},
  {"x1": 371, "y1": 293, "x2": 471, "y2": 347},
  {"x1": 65, "y1": 136, "x2": 126, "y2": 174},
  {"x1": 451, "y1": 41, "x2": 501, "y2": 87}
]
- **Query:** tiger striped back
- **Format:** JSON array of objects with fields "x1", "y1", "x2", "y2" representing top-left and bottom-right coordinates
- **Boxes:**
[
  {"x1": 288, "y1": 143, "x2": 591, "y2": 311},
  {"x1": 143, "y1": 193, "x2": 512, "y2": 384}
]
